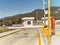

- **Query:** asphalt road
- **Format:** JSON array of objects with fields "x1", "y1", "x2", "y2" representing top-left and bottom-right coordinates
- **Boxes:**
[{"x1": 0, "y1": 28, "x2": 38, "y2": 45}]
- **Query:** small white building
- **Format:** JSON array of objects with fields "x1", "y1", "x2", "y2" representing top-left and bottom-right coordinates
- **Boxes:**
[
  {"x1": 22, "y1": 17, "x2": 34, "y2": 27},
  {"x1": 41, "y1": 17, "x2": 51, "y2": 25},
  {"x1": 55, "y1": 20, "x2": 60, "y2": 24}
]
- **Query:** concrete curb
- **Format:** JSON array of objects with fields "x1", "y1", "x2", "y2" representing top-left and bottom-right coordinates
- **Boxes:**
[{"x1": 0, "y1": 29, "x2": 21, "y2": 38}]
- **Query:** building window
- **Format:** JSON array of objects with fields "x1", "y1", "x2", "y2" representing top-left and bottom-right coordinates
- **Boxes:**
[{"x1": 27, "y1": 21, "x2": 31, "y2": 25}]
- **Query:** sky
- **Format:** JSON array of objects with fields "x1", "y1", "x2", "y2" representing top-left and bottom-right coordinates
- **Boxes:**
[{"x1": 0, "y1": 0, "x2": 60, "y2": 18}]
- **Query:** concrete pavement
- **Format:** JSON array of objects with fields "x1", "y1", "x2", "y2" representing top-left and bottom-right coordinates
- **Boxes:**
[
  {"x1": 49, "y1": 24, "x2": 60, "y2": 45},
  {"x1": 1, "y1": 25, "x2": 60, "y2": 45},
  {"x1": 0, "y1": 28, "x2": 38, "y2": 45}
]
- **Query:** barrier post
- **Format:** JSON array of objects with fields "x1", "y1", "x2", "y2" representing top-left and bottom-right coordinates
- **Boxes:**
[
  {"x1": 51, "y1": 16, "x2": 55, "y2": 35},
  {"x1": 48, "y1": 0, "x2": 51, "y2": 43}
]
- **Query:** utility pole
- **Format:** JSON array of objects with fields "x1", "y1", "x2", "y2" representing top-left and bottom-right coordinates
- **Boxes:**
[{"x1": 43, "y1": 0, "x2": 46, "y2": 25}]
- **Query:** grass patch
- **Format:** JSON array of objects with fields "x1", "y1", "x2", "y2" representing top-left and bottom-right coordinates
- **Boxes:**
[{"x1": 0, "y1": 27, "x2": 15, "y2": 33}]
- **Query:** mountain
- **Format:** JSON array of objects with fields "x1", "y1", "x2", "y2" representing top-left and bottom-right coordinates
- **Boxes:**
[
  {"x1": 50, "y1": 7, "x2": 60, "y2": 19},
  {"x1": 0, "y1": 7, "x2": 60, "y2": 26}
]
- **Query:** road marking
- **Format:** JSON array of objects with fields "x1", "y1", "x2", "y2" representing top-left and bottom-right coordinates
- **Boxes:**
[{"x1": 38, "y1": 29, "x2": 42, "y2": 45}]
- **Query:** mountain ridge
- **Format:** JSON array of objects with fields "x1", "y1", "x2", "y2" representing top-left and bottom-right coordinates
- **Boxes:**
[{"x1": 0, "y1": 6, "x2": 60, "y2": 26}]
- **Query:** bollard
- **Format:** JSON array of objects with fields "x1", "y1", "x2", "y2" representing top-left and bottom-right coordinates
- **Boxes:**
[
  {"x1": 51, "y1": 16, "x2": 55, "y2": 35},
  {"x1": 42, "y1": 23, "x2": 51, "y2": 44}
]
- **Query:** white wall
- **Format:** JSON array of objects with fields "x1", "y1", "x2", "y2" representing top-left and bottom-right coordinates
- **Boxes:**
[{"x1": 23, "y1": 20, "x2": 33, "y2": 26}]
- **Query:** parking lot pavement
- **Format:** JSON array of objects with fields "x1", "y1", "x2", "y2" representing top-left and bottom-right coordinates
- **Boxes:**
[
  {"x1": 49, "y1": 35, "x2": 60, "y2": 45},
  {"x1": 0, "y1": 28, "x2": 38, "y2": 45},
  {"x1": 49, "y1": 25, "x2": 60, "y2": 45},
  {"x1": 1, "y1": 24, "x2": 60, "y2": 45}
]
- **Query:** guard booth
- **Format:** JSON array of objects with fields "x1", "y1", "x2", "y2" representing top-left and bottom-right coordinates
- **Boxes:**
[
  {"x1": 22, "y1": 17, "x2": 34, "y2": 27},
  {"x1": 41, "y1": 17, "x2": 51, "y2": 26}
]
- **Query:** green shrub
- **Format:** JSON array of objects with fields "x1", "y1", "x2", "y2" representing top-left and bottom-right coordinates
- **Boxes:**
[{"x1": 0, "y1": 27, "x2": 15, "y2": 33}]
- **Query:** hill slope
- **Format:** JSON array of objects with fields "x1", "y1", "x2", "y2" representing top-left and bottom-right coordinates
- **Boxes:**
[{"x1": 0, "y1": 7, "x2": 60, "y2": 26}]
